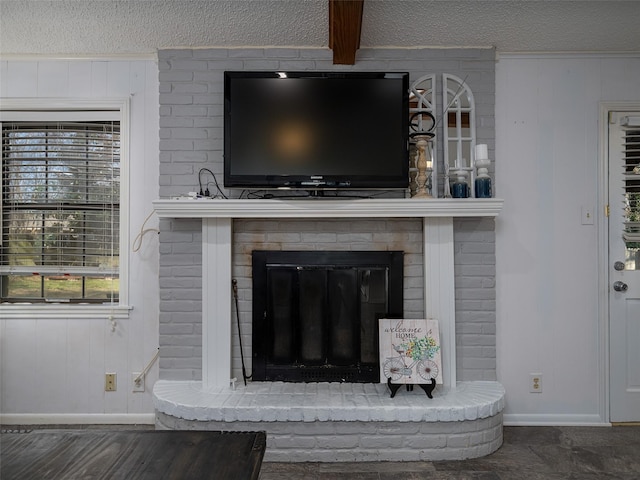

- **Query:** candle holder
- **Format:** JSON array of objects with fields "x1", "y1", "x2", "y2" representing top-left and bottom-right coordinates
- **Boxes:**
[
  {"x1": 443, "y1": 164, "x2": 452, "y2": 198},
  {"x1": 409, "y1": 167, "x2": 419, "y2": 197},
  {"x1": 410, "y1": 132, "x2": 435, "y2": 198},
  {"x1": 451, "y1": 169, "x2": 470, "y2": 198},
  {"x1": 408, "y1": 142, "x2": 419, "y2": 197}
]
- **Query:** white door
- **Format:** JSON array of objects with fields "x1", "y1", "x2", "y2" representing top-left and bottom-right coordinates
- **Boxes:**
[{"x1": 609, "y1": 111, "x2": 640, "y2": 423}]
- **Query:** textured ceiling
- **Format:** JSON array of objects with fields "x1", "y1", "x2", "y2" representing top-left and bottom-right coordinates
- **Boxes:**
[{"x1": 1, "y1": 0, "x2": 639, "y2": 56}]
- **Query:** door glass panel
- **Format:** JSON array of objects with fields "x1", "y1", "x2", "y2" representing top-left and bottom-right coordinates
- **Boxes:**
[{"x1": 623, "y1": 124, "x2": 640, "y2": 270}]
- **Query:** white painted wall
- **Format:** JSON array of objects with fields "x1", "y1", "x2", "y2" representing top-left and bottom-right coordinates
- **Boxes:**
[
  {"x1": 496, "y1": 54, "x2": 640, "y2": 424},
  {"x1": 2, "y1": 53, "x2": 639, "y2": 425},
  {"x1": 0, "y1": 59, "x2": 160, "y2": 423}
]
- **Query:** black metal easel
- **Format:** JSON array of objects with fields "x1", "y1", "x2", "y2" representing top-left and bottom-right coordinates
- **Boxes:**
[{"x1": 387, "y1": 377, "x2": 436, "y2": 399}]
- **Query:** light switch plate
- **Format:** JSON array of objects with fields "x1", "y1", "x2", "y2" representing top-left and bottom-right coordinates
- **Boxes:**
[{"x1": 581, "y1": 206, "x2": 594, "y2": 225}]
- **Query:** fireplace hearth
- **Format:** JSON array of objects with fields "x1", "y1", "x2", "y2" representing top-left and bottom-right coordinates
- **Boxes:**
[{"x1": 252, "y1": 250, "x2": 404, "y2": 383}]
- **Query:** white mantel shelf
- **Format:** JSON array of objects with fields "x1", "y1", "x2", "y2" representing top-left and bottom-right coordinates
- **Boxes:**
[{"x1": 153, "y1": 197, "x2": 503, "y2": 219}]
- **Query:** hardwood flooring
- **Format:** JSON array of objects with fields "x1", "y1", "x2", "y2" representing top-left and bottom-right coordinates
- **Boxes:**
[
  {"x1": 259, "y1": 425, "x2": 640, "y2": 479},
  {"x1": 1, "y1": 429, "x2": 266, "y2": 480},
  {"x1": 2, "y1": 425, "x2": 640, "y2": 479}
]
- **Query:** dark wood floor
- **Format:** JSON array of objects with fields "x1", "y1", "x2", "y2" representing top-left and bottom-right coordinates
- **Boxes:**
[
  {"x1": 0, "y1": 429, "x2": 266, "y2": 480},
  {"x1": 258, "y1": 425, "x2": 640, "y2": 479}
]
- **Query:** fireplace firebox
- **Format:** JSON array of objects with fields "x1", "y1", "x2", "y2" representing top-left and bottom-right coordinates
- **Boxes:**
[{"x1": 252, "y1": 251, "x2": 404, "y2": 383}]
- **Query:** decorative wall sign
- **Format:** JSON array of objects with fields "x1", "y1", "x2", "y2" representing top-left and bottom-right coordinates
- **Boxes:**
[{"x1": 379, "y1": 319, "x2": 442, "y2": 385}]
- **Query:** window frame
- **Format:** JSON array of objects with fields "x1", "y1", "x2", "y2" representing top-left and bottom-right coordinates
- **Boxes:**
[{"x1": 0, "y1": 98, "x2": 131, "y2": 319}]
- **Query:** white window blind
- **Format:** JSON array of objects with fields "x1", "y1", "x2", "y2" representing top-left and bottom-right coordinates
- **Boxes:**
[
  {"x1": 1, "y1": 120, "x2": 120, "y2": 303},
  {"x1": 622, "y1": 116, "x2": 640, "y2": 245}
]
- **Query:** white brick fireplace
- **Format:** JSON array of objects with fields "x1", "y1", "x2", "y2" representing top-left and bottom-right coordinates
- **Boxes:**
[{"x1": 152, "y1": 197, "x2": 505, "y2": 462}]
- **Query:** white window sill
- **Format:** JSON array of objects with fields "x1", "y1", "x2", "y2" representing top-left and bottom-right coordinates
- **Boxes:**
[{"x1": 0, "y1": 304, "x2": 132, "y2": 320}]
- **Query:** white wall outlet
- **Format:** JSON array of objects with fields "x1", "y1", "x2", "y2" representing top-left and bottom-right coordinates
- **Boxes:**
[
  {"x1": 530, "y1": 373, "x2": 543, "y2": 393},
  {"x1": 105, "y1": 373, "x2": 117, "y2": 392},
  {"x1": 132, "y1": 372, "x2": 145, "y2": 392}
]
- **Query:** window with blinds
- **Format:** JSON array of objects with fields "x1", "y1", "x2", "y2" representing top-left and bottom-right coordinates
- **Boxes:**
[
  {"x1": 1, "y1": 121, "x2": 120, "y2": 303},
  {"x1": 623, "y1": 116, "x2": 640, "y2": 269}
]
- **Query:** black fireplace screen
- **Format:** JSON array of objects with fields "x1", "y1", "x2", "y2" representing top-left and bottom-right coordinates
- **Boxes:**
[{"x1": 252, "y1": 251, "x2": 404, "y2": 382}]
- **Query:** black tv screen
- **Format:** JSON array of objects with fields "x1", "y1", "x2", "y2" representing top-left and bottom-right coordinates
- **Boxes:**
[{"x1": 223, "y1": 71, "x2": 409, "y2": 191}]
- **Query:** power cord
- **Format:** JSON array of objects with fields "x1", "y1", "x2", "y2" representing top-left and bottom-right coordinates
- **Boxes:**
[
  {"x1": 133, "y1": 348, "x2": 160, "y2": 387},
  {"x1": 132, "y1": 210, "x2": 159, "y2": 252},
  {"x1": 198, "y1": 168, "x2": 227, "y2": 199}
]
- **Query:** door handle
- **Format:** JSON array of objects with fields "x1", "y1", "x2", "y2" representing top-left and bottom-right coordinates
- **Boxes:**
[{"x1": 613, "y1": 281, "x2": 628, "y2": 292}]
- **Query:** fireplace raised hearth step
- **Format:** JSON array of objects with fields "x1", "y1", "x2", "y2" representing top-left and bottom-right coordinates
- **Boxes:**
[
  {"x1": 153, "y1": 380, "x2": 504, "y2": 423},
  {"x1": 153, "y1": 380, "x2": 505, "y2": 462}
]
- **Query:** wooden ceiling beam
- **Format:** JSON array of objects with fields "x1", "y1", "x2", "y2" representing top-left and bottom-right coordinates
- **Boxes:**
[{"x1": 329, "y1": 0, "x2": 364, "y2": 65}]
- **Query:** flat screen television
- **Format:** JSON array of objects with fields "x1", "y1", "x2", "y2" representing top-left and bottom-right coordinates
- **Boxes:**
[{"x1": 223, "y1": 71, "x2": 409, "y2": 192}]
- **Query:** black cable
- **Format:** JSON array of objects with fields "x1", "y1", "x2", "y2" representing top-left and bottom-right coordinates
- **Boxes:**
[
  {"x1": 232, "y1": 279, "x2": 251, "y2": 385},
  {"x1": 198, "y1": 168, "x2": 228, "y2": 198}
]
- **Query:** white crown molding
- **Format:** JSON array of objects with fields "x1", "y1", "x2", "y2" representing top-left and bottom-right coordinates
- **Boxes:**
[
  {"x1": 497, "y1": 51, "x2": 640, "y2": 60},
  {"x1": 0, "y1": 53, "x2": 157, "y2": 62}
]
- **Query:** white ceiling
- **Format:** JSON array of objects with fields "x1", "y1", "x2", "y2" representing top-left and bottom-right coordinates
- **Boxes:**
[{"x1": 1, "y1": 1, "x2": 639, "y2": 56}]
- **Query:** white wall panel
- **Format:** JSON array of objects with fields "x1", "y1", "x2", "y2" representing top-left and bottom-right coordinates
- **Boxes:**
[
  {"x1": 0, "y1": 61, "x2": 8, "y2": 97},
  {"x1": 68, "y1": 62, "x2": 93, "y2": 97},
  {"x1": 0, "y1": 59, "x2": 159, "y2": 422},
  {"x1": 27, "y1": 321, "x2": 65, "y2": 412},
  {"x1": 90, "y1": 62, "x2": 108, "y2": 97},
  {"x1": 6, "y1": 62, "x2": 37, "y2": 96},
  {"x1": 65, "y1": 320, "x2": 93, "y2": 412},
  {"x1": 1, "y1": 321, "x2": 38, "y2": 412},
  {"x1": 37, "y1": 61, "x2": 69, "y2": 96},
  {"x1": 87, "y1": 319, "x2": 107, "y2": 414},
  {"x1": 600, "y1": 58, "x2": 640, "y2": 100},
  {"x1": 106, "y1": 61, "x2": 131, "y2": 96},
  {"x1": 496, "y1": 54, "x2": 640, "y2": 424}
]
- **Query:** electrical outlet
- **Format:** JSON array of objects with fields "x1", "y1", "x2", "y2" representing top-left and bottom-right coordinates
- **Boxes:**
[
  {"x1": 132, "y1": 372, "x2": 145, "y2": 392},
  {"x1": 105, "y1": 373, "x2": 117, "y2": 392},
  {"x1": 530, "y1": 373, "x2": 542, "y2": 393}
]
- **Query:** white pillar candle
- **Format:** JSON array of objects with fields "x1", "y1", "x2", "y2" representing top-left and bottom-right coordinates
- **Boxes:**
[{"x1": 475, "y1": 144, "x2": 488, "y2": 160}]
